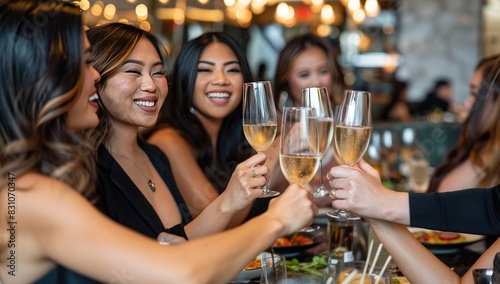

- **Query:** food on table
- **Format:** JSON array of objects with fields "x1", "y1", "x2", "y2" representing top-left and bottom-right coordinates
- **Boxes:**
[
  {"x1": 393, "y1": 276, "x2": 411, "y2": 283},
  {"x1": 243, "y1": 258, "x2": 262, "y2": 270},
  {"x1": 411, "y1": 230, "x2": 466, "y2": 244},
  {"x1": 273, "y1": 234, "x2": 313, "y2": 247},
  {"x1": 337, "y1": 269, "x2": 384, "y2": 284}
]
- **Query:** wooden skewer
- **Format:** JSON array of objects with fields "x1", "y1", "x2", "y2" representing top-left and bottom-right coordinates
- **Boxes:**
[{"x1": 360, "y1": 239, "x2": 374, "y2": 283}]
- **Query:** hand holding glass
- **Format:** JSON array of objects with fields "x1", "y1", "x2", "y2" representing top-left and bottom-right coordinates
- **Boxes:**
[
  {"x1": 301, "y1": 87, "x2": 334, "y2": 197},
  {"x1": 243, "y1": 81, "x2": 279, "y2": 197},
  {"x1": 328, "y1": 90, "x2": 372, "y2": 221}
]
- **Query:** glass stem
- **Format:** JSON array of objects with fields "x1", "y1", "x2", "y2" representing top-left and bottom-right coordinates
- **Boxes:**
[{"x1": 319, "y1": 158, "x2": 324, "y2": 187}]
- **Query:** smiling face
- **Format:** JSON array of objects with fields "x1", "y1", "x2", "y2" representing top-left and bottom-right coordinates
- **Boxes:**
[
  {"x1": 192, "y1": 41, "x2": 243, "y2": 122},
  {"x1": 66, "y1": 32, "x2": 101, "y2": 132},
  {"x1": 287, "y1": 46, "x2": 333, "y2": 107},
  {"x1": 98, "y1": 36, "x2": 168, "y2": 129}
]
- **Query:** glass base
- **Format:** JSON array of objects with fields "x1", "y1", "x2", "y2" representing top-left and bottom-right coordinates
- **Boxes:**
[
  {"x1": 259, "y1": 189, "x2": 280, "y2": 198},
  {"x1": 327, "y1": 209, "x2": 361, "y2": 221},
  {"x1": 299, "y1": 225, "x2": 320, "y2": 233},
  {"x1": 313, "y1": 185, "x2": 330, "y2": 197}
]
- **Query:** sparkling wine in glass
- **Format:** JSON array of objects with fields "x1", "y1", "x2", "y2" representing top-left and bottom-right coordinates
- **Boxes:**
[
  {"x1": 301, "y1": 87, "x2": 334, "y2": 197},
  {"x1": 243, "y1": 81, "x2": 280, "y2": 198},
  {"x1": 328, "y1": 90, "x2": 372, "y2": 221},
  {"x1": 279, "y1": 107, "x2": 320, "y2": 189}
]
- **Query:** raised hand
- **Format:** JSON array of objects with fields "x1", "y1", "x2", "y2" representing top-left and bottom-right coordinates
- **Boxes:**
[
  {"x1": 327, "y1": 159, "x2": 405, "y2": 221},
  {"x1": 266, "y1": 184, "x2": 318, "y2": 236},
  {"x1": 219, "y1": 152, "x2": 269, "y2": 212}
]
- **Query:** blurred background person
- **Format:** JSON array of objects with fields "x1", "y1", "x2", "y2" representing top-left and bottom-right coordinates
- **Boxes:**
[
  {"x1": 380, "y1": 79, "x2": 413, "y2": 122},
  {"x1": 428, "y1": 56, "x2": 500, "y2": 194},
  {"x1": 415, "y1": 78, "x2": 454, "y2": 118},
  {"x1": 268, "y1": 33, "x2": 346, "y2": 203}
]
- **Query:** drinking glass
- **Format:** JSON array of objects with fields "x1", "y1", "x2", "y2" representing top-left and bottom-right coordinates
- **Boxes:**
[
  {"x1": 472, "y1": 269, "x2": 493, "y2": 284},
  {"x1": 243, "y1": 81, "x2": 280, "y2": 197},
  {"x1": 301, "y1": 87, "x2": 334, "y2": 197},
  {"x1": 280, "y1": 107, "x2": 320, "y2": 232},
  {"x1": 408, "y1": 148, "x2": 430, "y2": 193},
  {"x1": 260, "y1": 254, "x2": 287, "y2": 284},
  {"x1": 279, "y1": 107, "x2": 320, "y2": 188},
  {"x1": 328, "y1": 90, "x2": 372, "y2": 221}
]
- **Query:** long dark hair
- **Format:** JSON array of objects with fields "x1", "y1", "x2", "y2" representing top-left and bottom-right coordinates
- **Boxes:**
[
  {"x1": 428, "y1": 56, "x2": 500, "y2": 192},
  {"x1": 150, "y1": 32, "x2": 254, "y2": 193},
  {"x1": 0, "y1": 0, "x2": 96, "y2": 198},
  {"x1": 85, "y1": 22, "x2": 169, "y2": 151}
]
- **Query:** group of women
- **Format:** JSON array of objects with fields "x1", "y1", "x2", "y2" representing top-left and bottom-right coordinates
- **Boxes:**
[
  {"x1": 0, "y1": 0, "x2": 499, "y2": 283},
  {"x1": 0, "y1": 1, "x2": 317, "y2": 283}
]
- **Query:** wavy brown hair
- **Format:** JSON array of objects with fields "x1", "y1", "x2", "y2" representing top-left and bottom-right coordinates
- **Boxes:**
[
  {"x1": 428, "y1": 56, "x2": 500, "y2": 192},
  {"x1": 0, "y1": 0, "x2": 96, "y2": 199},
  {"x1": 85, "y1": 23, "x2": 169, "y2": 152}
]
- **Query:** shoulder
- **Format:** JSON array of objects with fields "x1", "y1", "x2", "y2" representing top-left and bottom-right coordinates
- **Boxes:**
[
  {"x1": 148, "y1": 127, "x2": 187, "y2": 144},
  {"x1": 5, "y1": 173, "x2": 90, "y2": 211},
  {"x1": 0, "y1": 172, "x2": 97, "y2": 240},
  {"x1": 147, "y1": 127, "x2": 194, "y2": 156}
]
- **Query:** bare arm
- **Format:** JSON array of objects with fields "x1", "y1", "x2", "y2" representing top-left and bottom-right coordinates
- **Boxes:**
[
  {"x1": 148, "y1": 128, "x2": 253, "y2": 228},
  {"x1": 185, "y1": 152, "x2": 269, "y2": 238},
  {"x1": 367, "y1": 219, "x2": 461, "y2": 284},
  {"x1": 368, "y1": 218, "x2": 497, "y2": 284},
  {"x1": 1, "y1": 174, "x2": 316, "y2": 283}
]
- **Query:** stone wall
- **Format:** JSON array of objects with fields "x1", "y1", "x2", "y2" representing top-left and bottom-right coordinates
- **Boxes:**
[{"x1": 396, "y1": 0, "x2": 481, "y2": 103}]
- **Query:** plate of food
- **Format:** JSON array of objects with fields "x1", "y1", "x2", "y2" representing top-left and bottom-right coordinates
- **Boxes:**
[
  {"x1": 233, "y1": 252, "x2": 282, "y2": 282},
  {"x1": 271, "y1": 231, "x2": 323, "y2": 257},
  {"x1": 408, "y1": 227, "x2": 484, "y2": 254}
]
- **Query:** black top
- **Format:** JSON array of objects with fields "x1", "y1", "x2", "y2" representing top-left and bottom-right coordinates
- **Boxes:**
[
  {"x1": 409, "y1": 184, "x2": 500, "y2": 235},
  {"x1": 33, "y1": 265, "x2": 98, "y2": 284},
  {"x1": 95, "y1": 140, "x2": 192, "y2": 239}
]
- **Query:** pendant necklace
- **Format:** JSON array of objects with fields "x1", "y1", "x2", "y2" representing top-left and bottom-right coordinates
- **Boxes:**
[{"x1": 112, "y1": 149, "x2": 156, "y2": 192}]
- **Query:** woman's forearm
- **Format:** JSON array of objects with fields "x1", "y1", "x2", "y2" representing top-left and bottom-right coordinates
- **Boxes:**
[{"x1": 367, "y1": 219, "x2": 460, "y2": 284}]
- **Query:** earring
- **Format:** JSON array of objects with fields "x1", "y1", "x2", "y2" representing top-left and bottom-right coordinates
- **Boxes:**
[{"x1": 190, "y1": 106, "x2": 195, "y2": 114}]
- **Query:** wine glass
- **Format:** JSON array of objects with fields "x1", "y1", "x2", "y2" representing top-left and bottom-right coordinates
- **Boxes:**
[
  {"x1": 301, "y1": 87, "x2": 334, "y2": 197},
  {"x1": 280, "y1": 107, "x2": 320, "y2": 232},
  {"x1": 243, "y1": 81, "x2": 280, "y2": 198},
  {"x1": 279, "y1": 107, "x2": 320, "y2": 188},
  {"x1": 328, "y1": 90, "x2": 372, "y2": 221}
]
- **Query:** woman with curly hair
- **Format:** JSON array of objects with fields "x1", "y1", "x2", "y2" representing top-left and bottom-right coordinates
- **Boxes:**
[{"x1": 0, "y1": 1, "x2": 317, "y2": 283}]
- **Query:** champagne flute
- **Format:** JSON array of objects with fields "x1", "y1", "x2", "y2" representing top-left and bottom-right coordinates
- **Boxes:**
[
  {"x1": 328, "y1": 90, "x2": 372, "y2": 221},
  {"x1": 279, "y1": 107, "x2": 320, "y2": 189},
  {"x1": 301, "y1": 87, "x2": 334, "y2": 197},
  {"x1": 280, "y1": 107, "x2": 320, "y2": 233},
  {"x1": 243, "y1": 81, "x2": 280, "y2": 198}
]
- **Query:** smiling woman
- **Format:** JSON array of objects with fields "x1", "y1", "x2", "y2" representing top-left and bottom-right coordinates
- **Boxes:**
[
  {"x1": 85, "y1": 25, "x2": 271, "y2": 242},
  {"x1": 145, "y1": 32, "x2": 273, "y2": 229}
]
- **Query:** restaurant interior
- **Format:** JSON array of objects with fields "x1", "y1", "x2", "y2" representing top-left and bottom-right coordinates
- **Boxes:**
[{"x1": 79, "y1": 0, "x2": 499, "y2": 281}]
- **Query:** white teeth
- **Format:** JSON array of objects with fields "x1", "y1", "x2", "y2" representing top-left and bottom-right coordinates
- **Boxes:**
[
  {"x1": 134, "y1": 100, "x2": 156, "y2": 107},
  {"x1": 89, "y1": 94, "x2": 99, "y2": 102},
  {"x1": 207, "y1": 93, "x2": 230, "y2": 98}
]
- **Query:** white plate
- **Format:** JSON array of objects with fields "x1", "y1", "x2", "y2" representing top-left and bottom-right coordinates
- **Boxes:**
[
  {"x1": 408, "y1": 227, "x2": 484, "y2": 254},
  {"x1": 233, "y1": 252, "x2": 283, "y2": 282}
]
